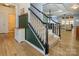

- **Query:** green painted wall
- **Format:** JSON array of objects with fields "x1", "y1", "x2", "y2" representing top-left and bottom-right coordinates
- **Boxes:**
[
  {"x1": 25, "y1": 27, "x2": 43, "y2": 50},
  {"x1": 19, "y1": 13, "x2": 44, "y2": 51},
  {"x1": 19, "y1": 14, "x2": 28, "y2": 28}
]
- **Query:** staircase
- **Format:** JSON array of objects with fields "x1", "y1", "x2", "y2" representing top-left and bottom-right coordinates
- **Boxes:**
[{"x1": 28, "y1": 3, "x2": 61, "y2": 55}]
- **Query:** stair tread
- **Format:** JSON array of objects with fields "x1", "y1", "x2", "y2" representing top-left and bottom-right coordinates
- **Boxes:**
[{"x1": 48, "y1": 31, "x2": 60, "y2": 47}]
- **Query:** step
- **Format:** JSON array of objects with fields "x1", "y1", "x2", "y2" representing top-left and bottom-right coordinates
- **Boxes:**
[{"x1": 48, "y1": 30, "x2": 60, "y2": 48}]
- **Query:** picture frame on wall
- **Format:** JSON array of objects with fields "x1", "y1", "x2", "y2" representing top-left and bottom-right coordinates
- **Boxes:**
[{"x1": 20, "y1": 8, "x2": 25, "y2": 15}]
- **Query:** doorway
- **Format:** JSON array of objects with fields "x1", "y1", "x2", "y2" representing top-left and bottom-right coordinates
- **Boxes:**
[
  {"x1": 0, "y1": 4, "x2": 16, "y2": 39},
  {"x1": 8, "y1": 14, "x2": 16, "y2": 32},
  {"x1": 8, "y1": 13, "x2": 16, "y2": 38}
]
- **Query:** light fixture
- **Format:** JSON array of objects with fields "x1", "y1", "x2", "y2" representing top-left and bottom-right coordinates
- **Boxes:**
[
  {"x1": 71, "y1": 4, "x2": 79, "y2": 10},
  {"x1": 4, "y1": 3, "x2": 10, "y2": 6},
  {"x1": 58, "y1": 10, "x2": 63, "y2": 12}
]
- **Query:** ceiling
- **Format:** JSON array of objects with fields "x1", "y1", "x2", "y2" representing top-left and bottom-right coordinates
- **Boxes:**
[
  {"x1": 0, "y1": 3, "x2": 15, "y2": 8},
  {"x1": 43, "y1": 3, "x2": 79, "y2": 16}
]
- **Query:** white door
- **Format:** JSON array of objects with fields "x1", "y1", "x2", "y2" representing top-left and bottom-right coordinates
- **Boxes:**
[{"x1": 0, "y1": 12, "x2": 8, "y2": 33}]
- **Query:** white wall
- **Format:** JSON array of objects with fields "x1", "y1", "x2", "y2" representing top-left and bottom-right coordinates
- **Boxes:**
[
  {"x1": 15, "y1": 3, "x2": 30, "y2": 28},
  {"x1": 18, "y1": 3, "x2": 29, "y2": 15},
  {"x1": 73, "y1": 16, "x2": 79, "y2": 26},
  {"x1": 15, "y1": 3, "x2": 30, "y2": 42}
]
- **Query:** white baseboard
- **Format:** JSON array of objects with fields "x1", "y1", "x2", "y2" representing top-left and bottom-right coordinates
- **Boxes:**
[{"x1": 24, "y1": 40, "x2": 45, "y2": 55}]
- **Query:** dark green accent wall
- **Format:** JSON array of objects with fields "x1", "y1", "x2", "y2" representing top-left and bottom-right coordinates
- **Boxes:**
[
  {"x1": 25, "y1": 27, "x2": 43, "y2": 50},
  {"x1": 20, "y1": 13, "x2": 44, "y2": 51},
  {"x1": 19, "y1": 14, "x2": 28, "y2": 28}
]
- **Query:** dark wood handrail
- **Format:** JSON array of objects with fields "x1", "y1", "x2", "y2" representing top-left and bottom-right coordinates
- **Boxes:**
[
  {"x1": 29, "y1": 4, "x2": 61, "y2": 55},
  {"x1": 29, "y1": 8, "x2": 47, "y2": 24},
  {"x1": 31, "y1": 4, "x2": 60, "y2": 24},
  {"x1": 31, "y1": 4, "x2": 49, "y2": 18},
  {"x1": 29, "y1": 8, "x2": 49, "y2": 55},
  {"x1": 30, "y1": 4, "x2": 61, "y2": 37}
]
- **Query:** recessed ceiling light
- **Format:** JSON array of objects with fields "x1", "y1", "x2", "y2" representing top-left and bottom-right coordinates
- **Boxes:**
[
  {"x1": 58, "y1": 10, "x2": 63, "y2": 12},
  {"x1": 4, "y1": 3, "x2": 11, "y2": 6},
  {"x1": 71, "y1": 4, "x2": 79, "y2": 9}
]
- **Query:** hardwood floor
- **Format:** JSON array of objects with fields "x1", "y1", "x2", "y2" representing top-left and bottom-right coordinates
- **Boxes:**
[
  {"x1": 0, "y1": 32, "x2": 43, "y2": 56},
  {"x1": 48, "y1": 29, "x2": 79, "y2": 56},
  {"x1": 0, "y1": 29, "x2": 79, "y2": 56}
]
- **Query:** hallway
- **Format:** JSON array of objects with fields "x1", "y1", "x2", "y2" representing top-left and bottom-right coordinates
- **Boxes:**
[{"x1": 49, "y1": 29, "x2": 79, "y2": 56}]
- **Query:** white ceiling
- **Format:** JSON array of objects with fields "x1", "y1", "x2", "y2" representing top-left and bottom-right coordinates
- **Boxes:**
[
  {"x1": 0, "y1": 3, "x2": 16, "y2": 8},
  {"x1": 43, "y1": 3, "x2": 79, "y2": 16}
]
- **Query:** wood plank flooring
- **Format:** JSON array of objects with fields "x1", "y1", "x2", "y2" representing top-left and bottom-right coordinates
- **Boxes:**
[
  {"x1": 0, "y1": 29, "x2": 79, "y2": 56},
  {"x1": 0, "y1": 32, "x2": 43, "y2": 56},
  {"x1": 48, "y1": 29, "x2": 79, "y2": 56}
]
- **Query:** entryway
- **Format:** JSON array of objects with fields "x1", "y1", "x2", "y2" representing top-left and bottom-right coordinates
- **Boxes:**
[{"x1": 0, "y1": 4, "x2": 16, "y2": 38}]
